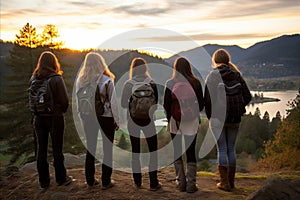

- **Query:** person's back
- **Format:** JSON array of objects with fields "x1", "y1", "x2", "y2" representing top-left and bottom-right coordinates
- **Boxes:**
[
  {"x1": 163, "y1": 57, "x2": 204, "y2": 193},
  {"x1": 204, "y1": 49, "x2": 251, "y2": 192},
  {"x1": 29, "y1": 51, "x2": 71, "y2": 189},
  {"x1": 121, "y1": 57, "x2": 161, "y2": 191}
]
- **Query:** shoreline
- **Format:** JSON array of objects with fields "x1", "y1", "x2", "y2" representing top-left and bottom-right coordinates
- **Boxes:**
[{"x1": 249, "y1": 97, "x2": 281, "y2": 104}]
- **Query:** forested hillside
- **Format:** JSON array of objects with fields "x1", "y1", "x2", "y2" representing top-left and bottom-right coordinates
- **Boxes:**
[{"x1": 167, "y1": 34, "x2": 300, "y2": 79}]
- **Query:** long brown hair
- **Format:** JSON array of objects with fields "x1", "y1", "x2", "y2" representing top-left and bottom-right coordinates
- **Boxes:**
[
  {"x1": 212, "y1": 49, "x2": 241, "y2": 73},
  {"x1": 78, "y1": 52, "x2": 115, "y2": 86},
  {"x1": 32, "y1": 51, "x2": 62, "y2": 78},
  {"x1": 172, "y1": 57, "x2": 199, "y2": 85},
  {"x1": 129, "y1": 57, "x2": 151, "y2": 79}
]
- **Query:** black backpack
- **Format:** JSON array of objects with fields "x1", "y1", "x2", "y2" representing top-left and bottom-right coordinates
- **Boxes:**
[
  {"x1": 28, "y1": 75, "x2": 58, "y2": 114},
  {"x1": 218, "y1": 68, "x2": 245, "y2": 122},
  {"x1": 129, "y1": 79, "x2": 156, "y2": 120},
  {"x1": 77, "y1": 81, "x2": 106, "y2": 116}
]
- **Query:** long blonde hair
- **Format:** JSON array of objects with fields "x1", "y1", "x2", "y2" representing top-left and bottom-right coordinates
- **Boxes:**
[
  {"x1": 78, "y1": 52, "x2": 115, "y2": 86},
  {"x1": 212, "y1": 49, "x2": 241, "y2": 74}
]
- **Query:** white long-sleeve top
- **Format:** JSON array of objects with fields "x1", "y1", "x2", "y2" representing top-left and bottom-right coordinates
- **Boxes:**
[
  {"x1": 75, "y1": 74, "x2": 119, "y2": 126},
  {"x1": 98, "y1": 75, "x2": 119, "y2": 126}
]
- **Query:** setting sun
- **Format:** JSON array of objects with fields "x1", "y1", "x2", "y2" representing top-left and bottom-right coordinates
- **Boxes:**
[{"x1": 1, "y1": 0, "x2": 299, "y2": 54}]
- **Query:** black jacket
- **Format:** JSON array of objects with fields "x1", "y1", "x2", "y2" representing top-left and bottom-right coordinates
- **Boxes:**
[
  {"x1": 30, "y1": 73, "x2": 69, "y2": 116},
  {"x1": 204, "y1": 65, "x2": 251, "y2": 123},
  {"x1": 163, "y1": 78, "x2": 204, "y2": 122}
]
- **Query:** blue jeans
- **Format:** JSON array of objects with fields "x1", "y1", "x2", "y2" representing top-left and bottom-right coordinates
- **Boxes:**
[{"x1": 211, "y1": 121, "x2": 239, "y2": 166}]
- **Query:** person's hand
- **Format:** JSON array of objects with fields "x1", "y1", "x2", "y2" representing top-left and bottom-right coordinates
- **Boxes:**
[{"x1": 114, "y1": 123, "x2": 119, "y2": 131}]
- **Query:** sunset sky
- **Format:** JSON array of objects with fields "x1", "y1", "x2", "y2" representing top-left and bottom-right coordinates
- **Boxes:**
[{"x1": 1, "y1": 0, "x2": 300, "y2": 56}]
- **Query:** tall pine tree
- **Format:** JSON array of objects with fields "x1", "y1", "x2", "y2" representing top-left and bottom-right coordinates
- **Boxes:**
[
  {"x1": 1, "y1": 23, "x2": 48, "y2": 165},
  {"x1": 41, "y1": 24, "x2": 63, "y2": 48},
  {"x1": 259, "y1": 92, "x2": 300, "y2": 170}
]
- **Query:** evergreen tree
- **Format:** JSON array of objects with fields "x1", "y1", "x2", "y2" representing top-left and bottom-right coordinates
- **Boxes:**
[
  {"x1": 41, "y1": 24, "x2": 63, "y2": 48},
  {"x1": 15, "y1": 23, "x2": 39, "y2": 48},
  {"x1": 275, "y1": 111, "x2": 282, "y2": 119},
  {"x1": 259, "y1": 92, "x2": 300, "y2": 170},
  {"x1": 263, "y1": 111, "x2": 270, "y2": 122},
  {"x1": 254, "y1": 107, "x2": 261, "y2": 117},
  {"x1": 261, "y1": 111, "x2": 270, "y2": 141},
  {"x1": 269, "y1": 111, "x2": 281, "y2": 138}
]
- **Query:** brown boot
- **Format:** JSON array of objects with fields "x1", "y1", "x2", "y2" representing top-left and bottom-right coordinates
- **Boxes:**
[
  {"x1": 228, "y1": 166, "x2": 236, "y2": 189},
  {"x1": 217, "y1": 166, "x2": 231, "y2": 192}
]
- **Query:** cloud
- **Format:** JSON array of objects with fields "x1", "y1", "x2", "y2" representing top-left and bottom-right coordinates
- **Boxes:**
[
  {"x1": 202, "y1": 0, "x2": 300, "y2": 20},
  {"x1": 110, "y1": 0, "x2": 300, "y2": 19},
  {"x1": 110, "y1": 0, "x2": 210, "y2": 16},
  {"x1": 112, "y1": 3, "x2": 169, "y2": 16}
]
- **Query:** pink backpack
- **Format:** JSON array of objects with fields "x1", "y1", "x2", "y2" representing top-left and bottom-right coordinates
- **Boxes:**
[{"x1": 171, "y1": 81, "x2": 198, "y2": 122}]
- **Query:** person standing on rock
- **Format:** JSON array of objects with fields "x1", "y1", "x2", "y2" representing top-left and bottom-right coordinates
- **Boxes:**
[
  {"x1": 163, "y1": 57, "x2": 204, "y2": 193},
  {"x1": 204, "y1": 49, "x2": 251, "y2": 191},
  {"x1": 29, "y1": 51, "x2": 72, "y2": 189},
  {"x1": 76, "y1": 52, "x2": 119, "y2": 189},
  {"x1": 121, "y1": 57, "x2": 161, "y2": 191}
]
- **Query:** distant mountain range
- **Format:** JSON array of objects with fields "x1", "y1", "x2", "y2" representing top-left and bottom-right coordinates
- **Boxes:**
[
  {"x1": 165, "y1": 34, "x2": 300, "y2": 79},
  {"x1": 1, "y1": 34, "x2": 299, "y2": 80}
]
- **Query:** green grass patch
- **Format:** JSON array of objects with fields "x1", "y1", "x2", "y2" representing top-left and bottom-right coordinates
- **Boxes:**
[
  {"x1": 197, "y1": 171, "x2": 218, "y2": 177},
  {"x1": 236, "y1": 174, "x2": 268, "y2": 179},
  {"x1": 154, "y1": 110, "x2": 166, "y2": 120},
  {"x1": 270, "y1": 171, "x2": 300, "y2": 180}
]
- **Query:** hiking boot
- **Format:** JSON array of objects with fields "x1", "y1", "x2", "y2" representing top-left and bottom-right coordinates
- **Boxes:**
[
  {"x1": 56, "y1": 176, "x2": 72, "y2": 186},
  {"x1": 150, "y1": 182, "x2": 162, "y2": 191},
  {"x1": 186, "y1": 162, "x2": 198, "y2": 193},
  {"x1": 102, "y1": 180, "x2": 115, "y2": 190},
  {"x1": 88, "y1": 180, "x2": 100, "y2": 188},
  {"x1": 217, "y1": 166, "x2": 231, "y2": 192},
  {"x1": 39, "y1": 184, "x2": 50, "y2": 190},
  {"x1": 135, "y1": 183, "x2": 143, "y2": 189},
  {"x1": 174, "y1": 160, "x2": 186, "y2": 192},
  {"x1": 228, "y1": 166, "x2": 236, "y2": 189}
]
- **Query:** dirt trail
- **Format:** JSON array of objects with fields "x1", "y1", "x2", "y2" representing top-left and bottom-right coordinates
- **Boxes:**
[{"x1": 0, "y1": 166, "x2": 266, "y2": 200}]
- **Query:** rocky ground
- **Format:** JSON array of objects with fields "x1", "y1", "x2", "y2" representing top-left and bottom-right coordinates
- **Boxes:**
[{"x1": 1, "y1": 154, "x2": 299, "y2": 200}]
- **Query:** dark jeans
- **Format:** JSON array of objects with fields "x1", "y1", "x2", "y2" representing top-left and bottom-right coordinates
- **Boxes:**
[
  {"x1": 34, "y1": 115, "x2": 67, "y2": 187},
  {"x1": 170, "y1": 133, "x2": 197, "y2": 163},
  {"x1": 81, "y1": 114, "x2": 115, "y2": 186},
  {"x1": 128, "y1": 119, "x2": 159, "y2": 188}
]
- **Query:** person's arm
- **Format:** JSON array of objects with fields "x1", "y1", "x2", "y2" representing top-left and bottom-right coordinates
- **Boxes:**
[
  {"x1": 240, "y1": 76, "x2": 252, "y2": 106},
  {"x1": 52, "y1": 75, "x2": 69, "y2": 113},
  {"x1": 195, "y1": 80, "x2": 204, "y2": 112},
  {"x1": 204, "y1": 84, "x2": 211, "y2": 120},
  {"x1": 163, "y1": 80, "x2": 173, "y2": 122},
  {"x1": 121, "y1": 81, "x2": 132, "y2": 109},
  {"x1": 150, "y1": 82, "x2": 159, "y2": 104},
  {"x1": 107, "y1": 80, "x2": 119, "y2": 127}
]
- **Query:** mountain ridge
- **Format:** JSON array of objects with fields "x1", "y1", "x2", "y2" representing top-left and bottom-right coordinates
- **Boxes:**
[
  {"x1": 165, "y1": 34, "x2": 300, "y2": 78},
  {"x1": 1, "y1": 34, "x2": 299, "y2": 79}
]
